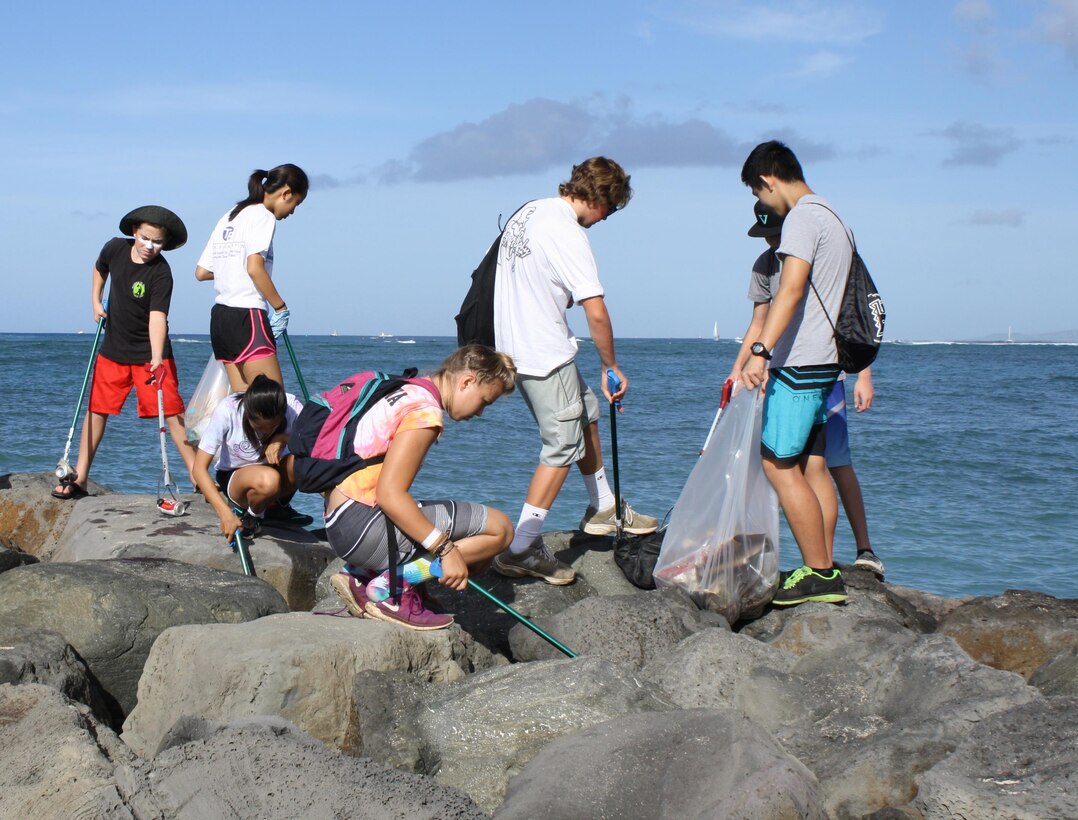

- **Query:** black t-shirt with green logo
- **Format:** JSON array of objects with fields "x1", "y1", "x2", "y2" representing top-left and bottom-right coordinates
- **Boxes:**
[{"x1": 96, "y1": 237, "x2": 174, "y2": 364}]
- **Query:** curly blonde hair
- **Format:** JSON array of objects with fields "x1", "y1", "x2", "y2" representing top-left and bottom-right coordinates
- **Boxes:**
[{"x1": 558, "y1": 157, "x2": 632, "y2": 212}]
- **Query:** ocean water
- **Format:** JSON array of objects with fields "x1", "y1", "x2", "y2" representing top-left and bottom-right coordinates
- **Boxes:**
[{"x1": 1, "y1": 333, "x2": 1075, "y2": 600}]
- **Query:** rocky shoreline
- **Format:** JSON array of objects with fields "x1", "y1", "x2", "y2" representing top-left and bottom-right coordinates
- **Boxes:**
[{"x1": 1, "y1": 470, "x2": 1075, "y2": 818}]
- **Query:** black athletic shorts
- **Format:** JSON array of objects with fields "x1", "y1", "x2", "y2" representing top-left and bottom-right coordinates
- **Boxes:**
[{"x1": 210, "y1": 303, "x2": 277, "y2": 364}]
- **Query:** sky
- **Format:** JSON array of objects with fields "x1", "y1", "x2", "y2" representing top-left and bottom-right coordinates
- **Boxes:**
[{"x1": 1, "y1": 0, "x2": 1076, "y2": 341}]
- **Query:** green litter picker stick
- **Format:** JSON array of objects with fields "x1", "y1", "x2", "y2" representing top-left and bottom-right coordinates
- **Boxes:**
[
  {"x1": 230, "y1": 530, "x2": 256, "y2": 577},
  {"x1": 428, "y1": 560, "x2": 577, "y2": 658},
  {"x1": 281, "y1": 330, "x2": 309, "y2": 401},
  {"x1": 56, "y1": 308, "x2": 107, "y2": 482}
]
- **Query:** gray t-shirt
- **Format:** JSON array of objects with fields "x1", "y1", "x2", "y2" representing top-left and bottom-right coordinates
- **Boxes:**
[
  {"x1": 772, "y1": 195, "x2": 852, "y2": 368},
  {"x1": 748, "y1": 247, "x2": 780, "y2": 304}
]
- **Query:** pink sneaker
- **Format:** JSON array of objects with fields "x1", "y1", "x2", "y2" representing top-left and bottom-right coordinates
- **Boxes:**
[
  {"x1": 330, "y1": 572, "x2": 370, "y2": 618},
  {"x1": 363, "y1": 586, "x2": 454, "y2": 631}
]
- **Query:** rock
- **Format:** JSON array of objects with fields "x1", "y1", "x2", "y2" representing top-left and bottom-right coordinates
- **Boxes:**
[
  {"x1": 0, "y1": 683, "x2": 136, "y2": 818},
  {"x1": 496, "y1": 708, "x2": 827, "y2": 820},
  {"x1": 0, "y1": 558, "x2": 288, "y2": 722},
  {"x1": 937, "y1": 589, "x2": 1078, "y2": 679},
  {"x1": 37, "y1": 492, "x2": 336, "y2": 609},
  {"x1": 0, "y1": 622, "x2": 112, "y2": 721},
  {"x1": 0, "y1": 471, "x2": 108, "y2": 556},
  {"x1": 546, "y1": 529, "x2": 642, "y2": 597},
  {"x1": 1029, "y1": 647, "x2": 1078, "y2": 697},
  {"x1": 121, "y1": 612, "x2": 492, "y2": 757},
  {"x1": 914, "y1": 696, "x2": 1078, "y2": 819},
  {"x1": 0, "y1": 544, "x2": 37, "y2": 574},
  {"x1": 355, "y1": 655, "x2": 674, "y2": 813},
  {"x1": 508, "y1": 585, "x2": 726, "y2": 666},
  {"x1": 115, "y1": 718, "x2": 488, "y2": 820}
]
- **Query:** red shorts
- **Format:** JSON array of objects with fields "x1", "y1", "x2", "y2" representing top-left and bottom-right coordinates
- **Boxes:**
[{"x1": 88, "y1": 355, "x2": 185, "y2": 418}]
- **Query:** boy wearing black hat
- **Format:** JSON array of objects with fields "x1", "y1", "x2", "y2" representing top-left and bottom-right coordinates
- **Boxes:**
[{"x1": 53, "y1": 206, "x2": 195, "y2": 499}]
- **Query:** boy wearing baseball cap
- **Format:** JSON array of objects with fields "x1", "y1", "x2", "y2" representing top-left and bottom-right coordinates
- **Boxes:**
[{"x1": 53, "y1": 206, "x2": 195, "y2": 499}]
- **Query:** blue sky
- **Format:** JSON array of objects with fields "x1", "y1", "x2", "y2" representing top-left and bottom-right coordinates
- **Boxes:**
[{"x1": 2, "y1": 0, "x2": 1075, "y2": 340}]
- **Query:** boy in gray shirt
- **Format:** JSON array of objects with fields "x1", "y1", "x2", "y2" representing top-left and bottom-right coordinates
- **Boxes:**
[{"x1": 738, "y1": 140, "x2": 851, "y2": 606}]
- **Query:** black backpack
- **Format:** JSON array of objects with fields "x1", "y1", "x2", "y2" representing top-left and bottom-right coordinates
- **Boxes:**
[
  {"x1": 613, "y1": 530, "x2": 666, "y2": 590},
  {"x1": 807, "y1": 203, "x2": 886, "y2": 373},
  {"x1": 455, "y1": 204, "x2": 527, "y2": 347}
]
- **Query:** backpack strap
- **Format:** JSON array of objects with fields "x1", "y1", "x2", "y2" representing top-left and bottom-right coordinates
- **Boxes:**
[{"x1": 802, "y1": 202, "x2": 855, "y2": 334}]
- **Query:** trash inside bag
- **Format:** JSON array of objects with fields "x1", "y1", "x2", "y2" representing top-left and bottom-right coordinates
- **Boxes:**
[
  {"x1": 653, "y1": 384, "x2": 779, "y2": 624},
  {"x1": 185, "y1": 354, "x2": 231, "y2": 443}
]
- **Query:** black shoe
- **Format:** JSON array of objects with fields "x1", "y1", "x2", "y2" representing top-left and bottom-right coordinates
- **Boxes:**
[
  {"x1": 232, "y1": 508, "x2": 262, "y2": 539},
  {"x1": 263, "y1": 502, "x2": 315, "y2": 526},
  {"x1": 772, "y1": 565, "x2": 847, "y2": 606}
]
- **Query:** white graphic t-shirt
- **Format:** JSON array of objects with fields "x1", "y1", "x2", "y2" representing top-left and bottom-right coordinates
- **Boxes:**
[
  {"x1": 197, "y1": 204, "x2": 277, "y2": 309},
  {"x1": 198, "y1": 392, "x2": 304, "y2": 470}
]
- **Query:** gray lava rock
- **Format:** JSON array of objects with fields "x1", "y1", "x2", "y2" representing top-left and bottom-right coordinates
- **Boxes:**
[
  {"x1": 356, "y1": 655, "x2": 674, "y2": 813},
  {"x1": 1030, "y1": 646, "x2": 1078, "y2": 697},
  {"x1": 496, "y1": 708, "x2": 826, "y2": 820},
  {"x1": 122, "y1": 612, "x2": 490, "y2": 757},
  {"x1": 0, "y1": 558, "x2": 288, "y2": 721},
  {"x1": 0, "y1": 471, "x2": 109, "y2": 556},
  {"x1": 508, "y1": 585, "x2": 726, "y2": 666},
  {"x1": 914, "y1": 696, "x2": 1078, "y2": 819},
  {"x1": 0, "y1": 545, "x2": 37, "y2": 574}
]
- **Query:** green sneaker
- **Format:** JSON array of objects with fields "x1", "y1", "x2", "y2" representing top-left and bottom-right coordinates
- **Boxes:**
[{"x1": 772, "y1": 565, "x2": 847, "y2": 606}]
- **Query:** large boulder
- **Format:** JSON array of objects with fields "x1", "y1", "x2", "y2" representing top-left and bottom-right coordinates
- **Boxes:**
[
  {"x1": 937, "y1": 589, "x2": 1078, "y2": 679},
  {"x1": 508, "y1": 586, "x2": 726, "y2": 666},
  {"x1": 1030, "y1": 647, "x2": 1078, "y2": 697},
  {"x1": 0, "y1": 544, "x2": 37, "y2": 574},
  {"x1": 122, "y1": 612, "x2": 496, "y2": 757},
  {"x1": 0, "y1": 683, "x2": 136, "y2": 818},
  {"x1": 38, "y1": 493, "x2": 336, "y2": 609},
  {"x1": 0, "y1": 471, "x2": 108, "y2": 556},
  {"x1": 0, "y1": 622, "x2": 111, "y2": 721},
  {"x1": 355, "y1": 656, "x2": 673, "y2": 813},
  {"x1": 0, "y1": 558, "x2": 287, "y2": 722},
  {"x1": 496, "y1": 708, "x2": 826, "y2": 820},
  {"x1": 914, "y1": 696, "x2": 1078, "y2": 819},
  {"x1": 116, "y1": 718, "x2": 487, "y2": 819}
]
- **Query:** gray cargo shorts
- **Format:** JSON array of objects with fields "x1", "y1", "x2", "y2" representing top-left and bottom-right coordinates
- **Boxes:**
[{"x1": 517, "y1": 359, "x2": 601, "y2": 468}]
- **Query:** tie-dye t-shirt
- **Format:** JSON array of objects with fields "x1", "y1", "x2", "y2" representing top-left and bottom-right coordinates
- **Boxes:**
[{"x1": 336, "y1": 380, "x2": 442, "y2": 506}]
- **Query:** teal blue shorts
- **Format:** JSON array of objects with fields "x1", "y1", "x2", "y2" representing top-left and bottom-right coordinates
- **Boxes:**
[{"x1": 761, "y1": 366, "x2": 841, "y2": 461}]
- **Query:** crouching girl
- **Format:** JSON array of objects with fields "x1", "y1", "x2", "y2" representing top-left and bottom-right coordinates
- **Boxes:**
[
  {"x1": 327, "y1": 345, "x2": 516, "y2": 631},
  {"x1": 193, "y1": 374, "x2": 304, "y2": 542}
]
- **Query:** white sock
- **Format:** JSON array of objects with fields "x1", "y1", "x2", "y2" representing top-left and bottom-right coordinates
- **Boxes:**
[
  {"x1": 509, "y1": 503, "x2": 548, "y2": 554},
  {"x1": 582, "y1": 468, "x2": 615, "y2": 511},
  {"x1": 247, "y1": 506, "x2": 265, "y2": 519}
]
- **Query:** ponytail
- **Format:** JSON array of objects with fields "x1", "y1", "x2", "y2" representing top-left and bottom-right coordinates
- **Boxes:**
[
  {"x1": 229, "y1": 163, "x2": 310, "y2": 221},
  {"x1": 240, "y1": 374, "x2": 288, "y2": 457}
]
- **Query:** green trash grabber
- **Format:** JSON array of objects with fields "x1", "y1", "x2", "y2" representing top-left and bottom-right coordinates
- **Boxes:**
[
  {"x1": 230, "y1": 530, "x2": 256, "y2": 577},
  {"x1": 281, "y1": 330, "x2": 310, "y2": 401},
  {"x1": 428, "y1": 560, "x2": 577, "y2": 658},
  {"x1": 55, "y1": 310, "x2": 107, "y2": 481}
]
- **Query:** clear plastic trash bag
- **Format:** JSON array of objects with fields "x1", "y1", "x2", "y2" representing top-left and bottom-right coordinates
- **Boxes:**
[
  {"x1": 185, "y1": 354, "x2": 230, "y2": 443},
  {"x1": 653, "y1": 383, "x2": 779, "y2": 624}
]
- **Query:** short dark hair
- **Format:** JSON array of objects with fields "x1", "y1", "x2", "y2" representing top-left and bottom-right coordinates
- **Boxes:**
[
  {"x1": 741, "y1": 141, "x2": 805, "y2": 188},
  {"x1": 558, "y1": 157, "x2": 633, "y2": 212}
]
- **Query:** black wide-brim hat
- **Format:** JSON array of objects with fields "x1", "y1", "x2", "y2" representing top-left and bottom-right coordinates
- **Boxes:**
[
  {"x1": 119, "y1": 205, "x2": 188, "y2": 251},
  {"x1": 747, "y1": 200, "x2": 783, "y2": 238}
]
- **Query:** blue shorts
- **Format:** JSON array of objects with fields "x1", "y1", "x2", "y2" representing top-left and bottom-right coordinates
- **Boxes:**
[
  {"x1": 761, "y1": 366, "x2": 841, "y2": 461},
  {"x1": 824, "y1": 381, "x2": 851, "y2": 468}
]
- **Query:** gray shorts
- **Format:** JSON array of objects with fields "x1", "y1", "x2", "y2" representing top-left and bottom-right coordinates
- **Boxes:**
[
  {"x1": 518, "y1": 360, "x2": 601, "y2": 468},
  {"x1": 324, "y1": 498, "x2": 488, "y2": 571}
]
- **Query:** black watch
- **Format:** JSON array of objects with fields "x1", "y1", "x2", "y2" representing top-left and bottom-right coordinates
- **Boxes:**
[{"x1": 750, "y1": 342, "x2": 772, "y2": 360}]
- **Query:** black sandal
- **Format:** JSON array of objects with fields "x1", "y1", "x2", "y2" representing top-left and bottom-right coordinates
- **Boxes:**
[{"x1": 51, "y1": 479, "x2": 89, "y2": 500}]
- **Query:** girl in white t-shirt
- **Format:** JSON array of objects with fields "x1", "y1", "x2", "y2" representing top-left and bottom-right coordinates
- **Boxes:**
[
  {"x1": 193, "y1": 375, "x2": 303, "y2": 542},
  {"x1": 195, "y1": 164, "x2": 308, "y2": 392}
]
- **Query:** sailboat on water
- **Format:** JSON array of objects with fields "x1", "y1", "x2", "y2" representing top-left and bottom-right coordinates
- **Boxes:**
[{"x1": 713, "y1": 321, "x2": 719, "y2": 342}]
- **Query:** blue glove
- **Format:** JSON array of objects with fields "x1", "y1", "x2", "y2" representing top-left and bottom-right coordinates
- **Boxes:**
[{"x1": 269, "y1": 307, "x2": 290, "y2": 339}]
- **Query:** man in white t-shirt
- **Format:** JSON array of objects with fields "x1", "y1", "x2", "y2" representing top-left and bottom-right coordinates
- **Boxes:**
[
  {"x1": 491, "y1": 157, "x2": 659, "y2": 586},
  {"x1": 738, "y1": 140, "x2": 852, "y2": 607}
]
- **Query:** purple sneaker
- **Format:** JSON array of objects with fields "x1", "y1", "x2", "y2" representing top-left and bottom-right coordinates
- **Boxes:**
[
  {"x1": 364, "y1": 586, "x2": 454, "y2": 631},
  {"x1": 330, "y1": 572, "x2": 370, "y2": 618}
]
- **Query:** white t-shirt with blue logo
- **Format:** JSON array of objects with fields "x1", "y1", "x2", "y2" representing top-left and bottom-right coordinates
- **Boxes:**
[{"x1": 197, "y1": 204, "x2": 276, "y2": 310}]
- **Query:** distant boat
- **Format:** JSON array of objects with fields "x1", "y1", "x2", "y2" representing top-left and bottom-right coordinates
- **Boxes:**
[
  {"x1": 397, "y1": 339, "x2": 416, "y2": 344},
  {"x1": 330, "y1": 330, "x2": 339, "y2": 337},
  {"x1": 713, "y1": 321, "x2": 719, "y2": 342},
  {"x1": 1006, "y1": 326, "x2": 1014, "y2": 343},
  {"x1": 734, "y1": 335, "x2": 743, "y2": 343},
  {"x1": 378, "y1": 332, "x2": 393, "y2": 339}
]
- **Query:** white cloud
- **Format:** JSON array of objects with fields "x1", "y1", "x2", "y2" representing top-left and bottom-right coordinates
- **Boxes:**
[
  {"x1": 930, "y1": 121, "x2": 1022, "y2": 166},
  {"x1": 1035, "y1": 0, "x2": 1078, "y2": 66},
  {"x1": 670, "y1": 0, "x2": 883, "y2": 46},
  {"x1": 966, "y1": 208, "x2": 1025, "y2": 226}
]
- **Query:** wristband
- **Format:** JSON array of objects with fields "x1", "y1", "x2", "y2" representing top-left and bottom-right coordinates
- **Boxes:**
[
  {"x1": 422, "y1": 529, "x2": 446, "y2": 550},
  {"x1": 272, "y1": 303, "x2": 287, "y2": 312},
  {"x1": 434, "y1": 541, "x2": 457, "y2": 559}
]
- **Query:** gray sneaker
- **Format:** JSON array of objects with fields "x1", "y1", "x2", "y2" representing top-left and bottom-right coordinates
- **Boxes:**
[
  {"x1": 494, "y1": 539, "x2": 576, "y2": 585},
  {"x1": 580, "y1": 501, "x2": 659, "y2": 536},
  {"x1": 854, "y1": 550, "x2": 885, "y2": 576}
]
